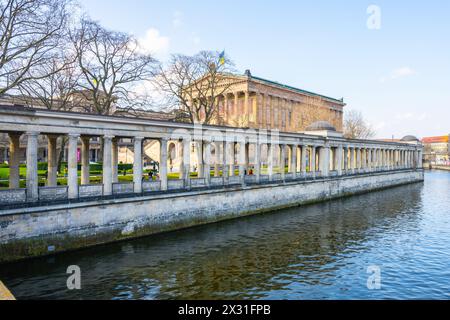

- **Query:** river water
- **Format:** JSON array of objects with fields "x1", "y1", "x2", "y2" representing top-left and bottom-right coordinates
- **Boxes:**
[{"x1": 1, "y1": 170, "x2": 449, "y2": 300}]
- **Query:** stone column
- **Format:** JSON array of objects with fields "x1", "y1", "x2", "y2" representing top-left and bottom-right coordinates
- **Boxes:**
[
  {"x1": 361, "y1": 148, "x2": 367, "y2": 171},
  {"x1": 410, "y1": 150, "x2": 414, "y2": 168},
  {"x1": 204, "y1": 141, "x2": 211, "y2": 185},
  {"x1": 404, "y1": 150, "x2": 407, "y2": 168},
  {"x1": 268, "y1": 143, "x2": 274, "y2": 181},
  {"x1": 197, "y1": 141, "x2": 204, "y2": 178},
  {"x1": 179, "y1": 141, "x2": 185, "y2": 181},
  {"x1": 182, "y1": 139, "x2": 191, "y2": 185},
  {"x1": 337, "y1": 145, "x2": 343, "y2": 175},
  {"x1": 238, "y1": 140, "x2": 246, "y2": 179},
  {"x1": 301, "y1": 145, "x2": 307, "y2": 176},
  {"x1": 47, "y1": 135, "x2": 58, "y2": 187},
  {"x1": 133, "y1": 137, "x2": 143, "y2": 193},
  {"x1": 234, "y1": 92, "x2": 239, "y2": 121},
  {"x1": 418, "y1": 149, "x2": 423, "y2": 168},
  {"x1": 255, "y1": 142, "x2": 261, "y2": 183},
  {"x1": 112, "y1": 138, "x2": 119, "y2": 183},
  {"x1": 319, "y1": 146, "x2": 330, "y2": 177},
  {"x1": 8, "y1": 133, "x2": 21, "y2": 189},
  {"x1": 376, "y1": 148, "x2": 381, "y2": 170},
  {"x1": 342, "y1": 146, "x2": 347, "y2": 173},
  {"x1": 223, "y1": 141, "x2": 230, "y2": 182},
  {"x1": 280, "y1": 144, "x2": 287, "y2": 180},
  {"x1": 386, "y1": 149, "x2": 391, "y2": 170},
  {"x1": 103, "y1": 135, "x2": 114, "y2": 196},
  {"x1": 80, "y1": 136, "x2": 90, "y2": 185},
  {"x1": 245, "y1": 143, "x2": 250, "y2": 174},
  {"x1": 244, "y1": 91, "x2": 250, "y2": 125},
  {"x1": 270, "y1": 96, "x2": 276, "y2": 129},
  {"x1": 380, "y1": 149, "x2": 384, "y2": 169},
  {"x1": 160, "y1": 138, "x2": 168, "y2": 191},
  {"x1": 349, "y1": 147, "x2": 355, "y2": 173},
  {"x1": 67, "y1": 133, "x2": 80, "y2": 199},
  {"x1": 311, "y1": 146, "x2": 316, "y2": 176},
  {"x1": 229, "y1": 142, "x2": 235, "y2": 177},
  {"x1": 356, "y1": 148, "x2": 361, "y2": 171},
  {"x1": 372, "y1": 148, "x2": 377, "y2": 170},
  {"x1": 214, "y1": 142, "x2": 220, "y2": 177},
  {"x1": 386, "y1": 150, "x2": 390, "y2": 170},
  {"x1": 291, "y1": 145, "x2": 297, "y2": 178},
  {"x1": 368, "y1": 149, "x2": 372, "y2": 171},
  {"x1": 26, "y1": 132, "x2": 39, "y2": 201}
]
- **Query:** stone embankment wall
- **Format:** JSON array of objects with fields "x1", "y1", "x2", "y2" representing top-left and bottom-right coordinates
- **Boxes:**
[{"x1": 0, "y1": 170, "x2": 424, "y2": 263}]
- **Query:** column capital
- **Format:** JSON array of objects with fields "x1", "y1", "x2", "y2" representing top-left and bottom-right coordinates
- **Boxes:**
[
  {"x1": 25, "y1": 131, "x2": 40, "y2": 137},
  {"x1": 103, "y1": 134, "x2": 115, "y2": 140},
  {"x1": 47, "y1": 134, "x2": 59, "y2": 140},
  {"x1": 8, "y1": 132, "x2": 22, "y2": 138},
  {"x1": 134, "y1": 136, "x2": 145, "y2": 142},
  {"x1": 80, "y1": 135, "x2": 90, "y2": 142}
]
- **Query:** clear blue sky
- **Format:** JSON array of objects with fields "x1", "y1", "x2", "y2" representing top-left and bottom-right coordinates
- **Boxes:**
[{"x1": 79, "y1": 0, "x2": 450, "y2": 139}]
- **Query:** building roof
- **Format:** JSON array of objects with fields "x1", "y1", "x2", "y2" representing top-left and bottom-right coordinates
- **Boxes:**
[
  {"x1": 401, "y1": 135, "x2": 419, "y2": 142},
  {"x1": 233, "y1": 70, "x2": 345, "y2": 105},
  {"x1": 422, "y1": 135, "x2": 449, "y2": 144},
  {"x1": 251, "y1": 75, "x2": 345, "y2": 105},
  {"x1": 306, "y1": 121, "x2": 337, "y2": 132}
]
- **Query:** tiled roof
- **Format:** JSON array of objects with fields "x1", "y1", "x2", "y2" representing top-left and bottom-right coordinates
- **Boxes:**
[{"x1": 422, "y1": 136, "x2": 449, "y2": 144}]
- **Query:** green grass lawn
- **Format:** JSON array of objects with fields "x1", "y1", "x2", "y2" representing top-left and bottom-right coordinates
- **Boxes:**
[{"x1": 0, "y1": 166, "x2": 294, "y2": 189}]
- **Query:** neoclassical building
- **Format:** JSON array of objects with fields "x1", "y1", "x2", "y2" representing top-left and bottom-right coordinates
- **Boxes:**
[
  {"x1": 189, "y1": 70, "x2": 345, "y2": 132},
  {"x1": 0, "y1": 71, "x2": 345, "y2": 171}
]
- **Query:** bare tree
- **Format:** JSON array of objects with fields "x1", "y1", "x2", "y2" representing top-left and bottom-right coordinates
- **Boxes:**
[
  {"x1": 71, "y1": 19, "x2": 157, "y2": 115},
  {"x1": 17, "y1": 48, "x2": 81, "y2": 172},
  {"x1": 344, "y1": 109, "x2": 376, "y2": 139},
  {"x1": 0, "y1": 0, "x2": 72, "y2": 95},
  {"x1": 18, "y1": 49, "x2": 80, "y2": 111},
  {"x1": 153, "y1": 51, "x2": 236, "y2": 124}
]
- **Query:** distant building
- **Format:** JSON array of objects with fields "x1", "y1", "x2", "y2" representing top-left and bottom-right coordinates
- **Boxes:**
[
  {"x1": 1, "y1": 70, "x2": 345, "y2": 169},
  {"x1": 184, "y1": 70, "x2": 345, "y2": 132},
  {"x1": 422, "y1": 135, "x2": 450, "y2": 165}
]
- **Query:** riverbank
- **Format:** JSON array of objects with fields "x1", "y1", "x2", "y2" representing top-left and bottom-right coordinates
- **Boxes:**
[
  {"x1": 430, "y1": 166, "x2": 450, "y2": 172},
  {"x1": 0, "y1": 169, "x2": 424, "y2": 264}
]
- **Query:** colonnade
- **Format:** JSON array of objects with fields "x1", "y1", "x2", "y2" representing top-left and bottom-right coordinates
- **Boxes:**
[{"x1": 5, "y1": 130, "x2": 422, "y2": 203}]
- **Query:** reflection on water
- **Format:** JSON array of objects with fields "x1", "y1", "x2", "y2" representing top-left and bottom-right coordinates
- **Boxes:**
[{"x1": 1, "y1": 171, "x2": 450, "y2": 300}]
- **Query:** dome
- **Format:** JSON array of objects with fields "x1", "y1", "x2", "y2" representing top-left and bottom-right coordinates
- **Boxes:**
[
  {"x1": 306, "y1": 121, "x2": 336, "y2": 132},
  {"x1": 401, "y1": 135, "x2": 419, "y2": 142}
]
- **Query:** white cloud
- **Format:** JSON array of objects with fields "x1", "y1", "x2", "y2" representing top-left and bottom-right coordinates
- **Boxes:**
[
  {"x1": 172, "y1": 11, "x2": 183, "y2": 28},
  {"x1": 137, "y1": 28, "x2": 170, "y2": 57},
  {"x1": 391, "y1": 67, "x2": 416, "y2": 79},
  {"x1": 380, "y1": 67, "x2": 416, "y2": 83}
]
